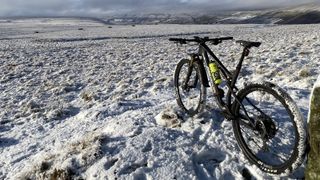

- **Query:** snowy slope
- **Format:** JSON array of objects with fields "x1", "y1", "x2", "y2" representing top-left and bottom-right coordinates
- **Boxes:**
[{"x1": 0, "y1": 19, "x2": 319, "y2": 179}]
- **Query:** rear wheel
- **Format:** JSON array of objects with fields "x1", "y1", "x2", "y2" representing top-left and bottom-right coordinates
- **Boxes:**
[
  {"x1": 174, "y1": 59, "x2": 206, "y2": 116},
  {"x1": 232, "y1": 82, "x2": 307, "y2": 174}
]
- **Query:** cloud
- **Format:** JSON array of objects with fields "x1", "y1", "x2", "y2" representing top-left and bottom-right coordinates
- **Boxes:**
[
  {"x1": 0, "y1": 0, "x2": 319, "y2": 17},
  {"x1": 0, "y1": 0, "x2": 77, "y2": 16}
]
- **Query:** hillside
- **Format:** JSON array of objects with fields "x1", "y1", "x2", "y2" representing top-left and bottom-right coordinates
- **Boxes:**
[{"x1": 102, "y1": 3, "x2": 320, "y2": 25}]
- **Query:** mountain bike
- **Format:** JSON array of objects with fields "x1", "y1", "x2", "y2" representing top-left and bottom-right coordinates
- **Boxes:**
[{"x1": 169, "y1": 36, "x2": 307, "y2": 175}]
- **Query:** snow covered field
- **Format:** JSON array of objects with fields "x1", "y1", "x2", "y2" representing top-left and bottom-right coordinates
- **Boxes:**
[{"x1": 0, "y1": 19, "x2": 319, "y2": 179}]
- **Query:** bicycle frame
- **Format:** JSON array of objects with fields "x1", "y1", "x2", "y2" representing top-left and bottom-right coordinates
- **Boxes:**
[{"x1": 194, "y1": 42, "x2": 255, "y2": 127}]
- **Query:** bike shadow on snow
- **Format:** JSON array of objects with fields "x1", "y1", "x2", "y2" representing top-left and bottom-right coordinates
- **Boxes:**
[{"x1": 176, "y1": 105, "x2": 225, "y2": 130}]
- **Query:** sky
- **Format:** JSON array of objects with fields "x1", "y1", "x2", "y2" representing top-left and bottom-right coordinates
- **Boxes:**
[{"x1": 0, "y1": 0, "x2": 319, "y2": 17}]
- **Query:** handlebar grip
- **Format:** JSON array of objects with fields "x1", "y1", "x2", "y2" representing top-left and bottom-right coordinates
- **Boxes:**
[
  {"x1": 169, "y1": 38, "x2": 187, "y2": 44},
  {"x1": 169, "y1": 38, "x2": 183, "y2": 41},
  {"x1": 220, "y1": 37, "x2": 233, "y2": 40}
]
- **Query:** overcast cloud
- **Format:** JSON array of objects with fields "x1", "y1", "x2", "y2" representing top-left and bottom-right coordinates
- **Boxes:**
[{"x1": 0, "y1": 0, "x2": 319, "y2": 17}]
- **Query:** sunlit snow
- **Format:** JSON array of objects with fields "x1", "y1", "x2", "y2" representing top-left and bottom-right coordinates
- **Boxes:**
[{"x1": 0, "y1": 18, "x2": 318, "y2": 179}]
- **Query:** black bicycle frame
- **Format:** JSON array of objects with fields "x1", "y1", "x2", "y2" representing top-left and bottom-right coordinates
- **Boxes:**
[{"x1": 196, "y1": 42, "x2": 255, "y2": 127}]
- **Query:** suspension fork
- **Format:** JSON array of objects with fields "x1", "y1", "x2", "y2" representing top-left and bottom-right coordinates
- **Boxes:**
[
  {"x1": 182, "y1": 54, "x2": 196, "y2": 90},
  {"x1": 183, "y1": 53, "x2": 206, "y2": 90}
]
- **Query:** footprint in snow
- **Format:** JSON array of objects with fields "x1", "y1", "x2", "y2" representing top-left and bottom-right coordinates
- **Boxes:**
[
  {"x1": 193, "y1": 148, "x2": 226, "y2": 179},
  {"x1": 104, "y1": 158, "x2": 118, "y2": 171},
  {"x1": 141, "y1": 140, "x2": 152, "y2": 153},
  {"x1": 115, "y1": 161, "x2": 148, "y2": 176},
  {"x1": 0, "y1": 137, "x2": 19, "y2": 148}
]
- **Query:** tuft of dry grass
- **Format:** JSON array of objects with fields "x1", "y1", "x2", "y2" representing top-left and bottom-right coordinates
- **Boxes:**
[
  {"x1": 299, "y1": 68, "x2": 311, "y2": 78},
  {"x1": 49, "y1": 168, "x2": 74, "y2": 180},
  {"x1": 17, "y1": 133, "x2": 106, "y2": 180},
  {"x1": 80, "y1": 92, "x2": 95, "y2": 102}
]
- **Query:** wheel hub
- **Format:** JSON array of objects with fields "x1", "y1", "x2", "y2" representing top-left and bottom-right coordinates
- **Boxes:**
[{"x1": 255, "y1": 115, "x2": 277, "y2": 140}]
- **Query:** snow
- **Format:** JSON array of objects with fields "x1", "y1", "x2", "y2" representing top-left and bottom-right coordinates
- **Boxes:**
[
  {"x1": 312, "y1": 74, "x2": 320, "y2": 88},
  {"x1": 220, "y1": 13, "x2": 256, "y2": 22},
  {"x1": 0, "y1": 19, "x2": 319, "y2": 179}
]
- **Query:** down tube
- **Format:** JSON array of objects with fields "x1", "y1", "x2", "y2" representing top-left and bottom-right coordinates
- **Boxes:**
[
  {"x1": 201, "y1": 49, "x2": 225, "y2": 108},
  {"x1": 201, "y1": 44, "x2": 232, "y2": 77}
]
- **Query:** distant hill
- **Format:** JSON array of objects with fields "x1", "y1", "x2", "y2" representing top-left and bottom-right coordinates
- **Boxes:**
[
  {"x1": 220, "y1": 3, "x2": 320, "y2": 24},
  {"x1": 103, "y1": 3, "x2": 320, "y2": 25}
]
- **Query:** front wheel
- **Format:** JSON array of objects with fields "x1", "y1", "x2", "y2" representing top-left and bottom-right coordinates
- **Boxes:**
[
  {"x1": 174, "y1": 59, "x2": 206, "y2": 116},
  {"x1": 232, "y1": 82, "x2": 307, "y2": 175}
]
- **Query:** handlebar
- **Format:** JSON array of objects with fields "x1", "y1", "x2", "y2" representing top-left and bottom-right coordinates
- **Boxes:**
[{"x1": 169, "y1": 36, "x2": 233, "y2": 45}]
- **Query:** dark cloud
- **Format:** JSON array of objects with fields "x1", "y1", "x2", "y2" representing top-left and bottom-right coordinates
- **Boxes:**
[
  {"x1": 0, "y1": 0, "x2": 77, "y2": 16},
  {"x1": 77, "y1": 0, "x2": 192, "y2": 14},
  {"x1": 0, "y1": 0, "x2": 319, "y2": 17}
]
